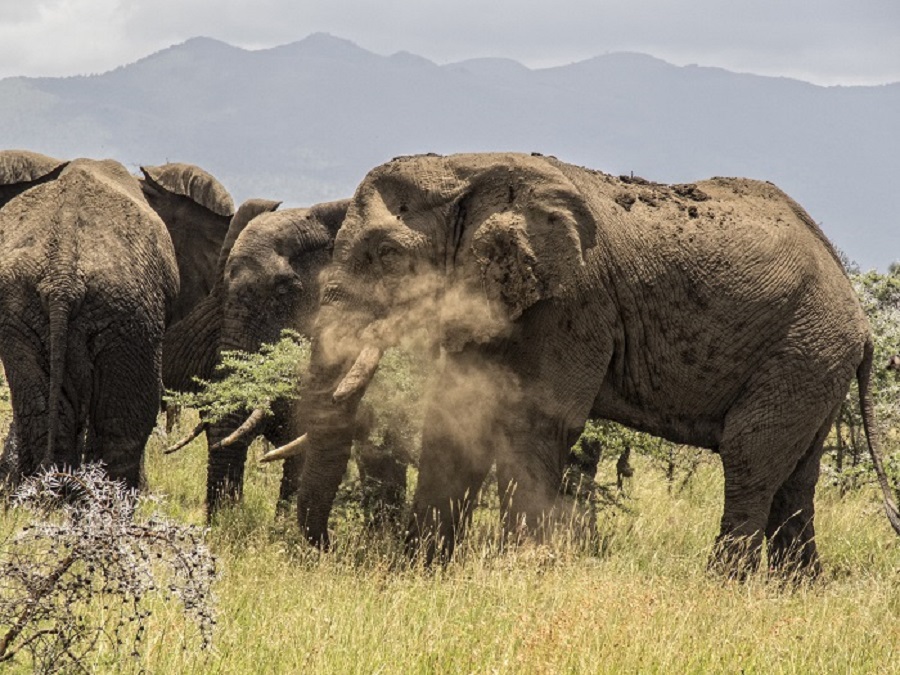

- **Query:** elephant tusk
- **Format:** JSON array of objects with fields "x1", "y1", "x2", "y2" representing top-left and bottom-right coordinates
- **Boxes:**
[
  {"x1": 259, "y1": 433, "x2": 309, "y2": 463},
  {"x1": 209, "y1": 406, "x2": 267, "y2": 450},
  {"x1": 164, "y1": 420, "x2": 208, "y2": 454},
  {"x1": 332, "y1": 345, "x2": 383, "y2": 404}
]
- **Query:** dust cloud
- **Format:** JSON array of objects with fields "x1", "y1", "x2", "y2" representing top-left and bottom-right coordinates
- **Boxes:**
[{"x1": 311, "y1": 259, "x2": 560, "y2": 523}]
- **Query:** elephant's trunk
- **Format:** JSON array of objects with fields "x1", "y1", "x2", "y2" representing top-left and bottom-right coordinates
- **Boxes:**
[
  {"x1": 290, "y1": 298, "x2": 377, "y2": 545},
  {"x1": 206, "y1": 409, "x2": 252, "y2": 513}
]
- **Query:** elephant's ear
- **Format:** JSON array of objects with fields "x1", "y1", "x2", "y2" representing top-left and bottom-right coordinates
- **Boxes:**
[
  {"x1": 140, "y1": 163, "x2": 235, "y2": 217},
  {"x1": 0, "y1": 150, "x2": 68, "y2": 209},
  {"x1": 216, "y1": 198, "x2": 281, "y2": 277},
  {"x1": 309, "y1": 198, "x2": 351, "y2": 238},
  {"x1": 443, "y1": 165, "x2": 596, "y2": 348}
]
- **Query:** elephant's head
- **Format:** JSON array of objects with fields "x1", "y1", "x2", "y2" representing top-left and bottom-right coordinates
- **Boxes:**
[
  {"x1": 221, "y1": 200, "x2": 349, "y2": 355},
  {"x1": 290, "y1": 152, "x2": 597, "y2": 543},
  {"x1": 161, "y1": 198, "x2": 281, "y2": 395},
  {"x1": 0, "y1": 150, "x2": 68, "y2": 210},
  {"x1": 140, "y1": 163, "x2": 235, "y2": 325}
]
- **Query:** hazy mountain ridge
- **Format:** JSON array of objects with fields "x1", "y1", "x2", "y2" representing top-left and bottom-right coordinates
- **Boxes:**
[{"x1": 1, "y1": 33, "x2": 897, "y2": 268}]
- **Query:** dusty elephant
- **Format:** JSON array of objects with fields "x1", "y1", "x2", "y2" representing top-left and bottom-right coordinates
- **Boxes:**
[
  {"x1": 163, "y1": 198, "x2": 351, "y2": 515},
  {"x1": 0, "y1": 152, "x2": 179, "y2": 487},
  {"x1": 274, "y1": 152, "x2": 900, "y2": 574}
]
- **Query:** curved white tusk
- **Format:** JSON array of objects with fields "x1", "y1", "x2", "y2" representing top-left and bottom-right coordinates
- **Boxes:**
[
  {"x1": 209, "y1": 407, "x2": 267, "y2": 450},
  {"x1": 259, "y1": 433, "x2": 309, "y2": 463},
  {"x1": 164, "y1": 420, "x2": 208, "y2": 454},
  {"x1": 332, "y1": 345, "x2": 383, "y2": 404}
]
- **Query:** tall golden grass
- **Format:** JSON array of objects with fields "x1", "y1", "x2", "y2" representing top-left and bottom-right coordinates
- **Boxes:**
[{"x1": 2, "y1": 409, "x2": 899, "y2": 673}]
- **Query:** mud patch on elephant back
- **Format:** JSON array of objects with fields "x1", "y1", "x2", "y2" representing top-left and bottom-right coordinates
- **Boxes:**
[
  {"x1": 638, "y1": 192, "x2": 660, "y2": 207},
  {"x1": 672, "y1": 184, "x2": 710, "y2": 202},
  {"x1": 618, "y1": 174, "x2": 654, "y2": 186},
  {"x1": 614, "y1": 192, "x2": 636, "y2": 211}
]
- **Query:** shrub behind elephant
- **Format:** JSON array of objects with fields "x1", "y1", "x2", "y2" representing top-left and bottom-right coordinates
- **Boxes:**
[
  {"x1": 0, "y1": 153, "x2": 179, "y2": 486},
  {"x1": 279, "y1": 151, "x2": 900, "y2": 575}
]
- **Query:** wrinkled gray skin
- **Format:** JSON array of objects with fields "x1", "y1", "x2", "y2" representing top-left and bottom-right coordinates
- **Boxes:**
[
  {"x1": 0, "y1": 152, "x2": 178, "y2": 487},
  {"x1": 294, "y1": 152, "x2": 900, "y2": 574},
  {"x1": 164, "y1": 199, "x2": 349, "y2": 515},
  {"x1": 0, "y1": 151, "x2": 69, "y2": 483}
]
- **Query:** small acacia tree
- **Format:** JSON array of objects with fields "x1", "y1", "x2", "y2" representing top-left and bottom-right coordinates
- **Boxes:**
[
  {"x1": 167, "y1": 329, "x2": 431, "y2": 525},
  {"x1": 165, "y1": 329, "x2": 312, "y2": 427},
  {"x1": 572, "y1": 420, "x2": 705, "y2": 497}
]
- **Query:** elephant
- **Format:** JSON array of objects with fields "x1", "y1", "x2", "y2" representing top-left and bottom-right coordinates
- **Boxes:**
[
  {"x1": 0, "y1": 152, "x2": 179, "y2": 488},
  {"x1": 137, "y1": 161, "x2": 236, "y2": 431},
  {"x1": 0, "y1": 150, "x2": 70, "y2": 482},
  {"x1": 163, "y1": 198, "x2": 352, "y2": 515},
  {"x1": 138, "y1": 162, "x2": 235, "y2": 326},
  {"x1": 270, "y1": 151, "x2": 900, "y2": 575},
  {"x1": 0, "y1": 150, "x2": 68, "y2": 208}
]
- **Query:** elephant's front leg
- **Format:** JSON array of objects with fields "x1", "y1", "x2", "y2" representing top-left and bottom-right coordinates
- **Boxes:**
[
  {"x1": 495, "y1": 400, "x2": 589, "y2": 547},
  {"x1": 406, "y1": 355, "x2": 498, "y2": 562}
]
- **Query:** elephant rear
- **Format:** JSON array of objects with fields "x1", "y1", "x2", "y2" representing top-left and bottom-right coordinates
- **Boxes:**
[{"x1": 0, "y1": 158, "x2": 178, "y2": 486}]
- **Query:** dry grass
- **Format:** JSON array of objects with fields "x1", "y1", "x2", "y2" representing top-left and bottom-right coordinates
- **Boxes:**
[{"x1": 2, "y1": 410, "x2": 900, "y2": 673}]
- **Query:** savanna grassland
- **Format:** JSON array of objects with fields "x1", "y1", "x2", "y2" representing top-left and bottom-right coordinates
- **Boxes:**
[{"x1": 2, "y1": 398, "x2": 898, "y2": 674}]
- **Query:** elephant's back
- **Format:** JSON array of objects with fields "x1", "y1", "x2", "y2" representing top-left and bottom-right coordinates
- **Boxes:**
[
  {"x1": 0, "y1": 162, "x2": 178, "y2": 330},
  {"x1": 576, "y1": 169, "x2": 867, "y2": 432}
]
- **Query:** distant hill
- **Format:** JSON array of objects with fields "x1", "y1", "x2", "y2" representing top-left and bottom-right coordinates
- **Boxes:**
[{"x1": 1, "y1": 33, "x2": 897, "y2": 269}]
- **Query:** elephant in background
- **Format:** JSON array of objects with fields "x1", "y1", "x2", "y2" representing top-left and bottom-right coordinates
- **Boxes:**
[
  {"x1": 163, "y1": 198, "x2": 352, "y2": 515},
  {"x1": 139, "y1": 162, "x2": 235, "y2": 326},
  {"x1": 0, "y1": 150, "x2": 68, "y2": 208},
  {"x1": 0, "y1": 151, "x2": 70, "y2": 481},
  {"x1": 0, "y1": 152, "x2": 179, "y2": 487},
  {"x1": 276, "y1": 151, "x2": 899, "y2": 574}
]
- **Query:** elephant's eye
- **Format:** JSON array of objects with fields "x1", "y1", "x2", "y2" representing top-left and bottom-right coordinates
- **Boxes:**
[{"x1": 377, "y1": 242, "x2": 404, "y2": 272}]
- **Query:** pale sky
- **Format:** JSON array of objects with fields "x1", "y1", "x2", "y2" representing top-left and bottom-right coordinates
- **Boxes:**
[{"x1": 1, "y1": 0, "x2": 899, "y2": 85}]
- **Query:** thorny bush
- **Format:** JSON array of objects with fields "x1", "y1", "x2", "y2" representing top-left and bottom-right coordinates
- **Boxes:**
[{"x1": 0, "y1": 464, "x2": 217, "y2": 673}]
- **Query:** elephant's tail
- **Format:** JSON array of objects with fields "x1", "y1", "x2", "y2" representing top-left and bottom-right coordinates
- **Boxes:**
[
  {"x1": 857, "y1": 337, "x2": 900, "y2": 536},
  {"x1": 43, "y1": 201, "x2": 84, "y2": 467},
  {"x1": 45, "y1": 294, "x2": 70, "y2": 466}
]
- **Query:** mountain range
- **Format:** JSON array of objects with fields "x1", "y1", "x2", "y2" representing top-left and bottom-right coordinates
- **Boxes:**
[{"x1": 1, "y1": 33, "x2": 897, "y2": 270}]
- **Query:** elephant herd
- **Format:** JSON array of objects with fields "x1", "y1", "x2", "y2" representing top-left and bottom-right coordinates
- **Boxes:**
[{"x1": 1, "y1": 149, "x2": 898, "y2": 577}]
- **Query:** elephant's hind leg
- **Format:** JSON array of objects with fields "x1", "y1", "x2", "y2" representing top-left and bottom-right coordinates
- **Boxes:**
[
  {"x1": 764, "y1": 409, "x2": 837, "y2": 577},
  {"x1": 88, "y1": 341, "x2": 161, "y2": 490},
  {"x1": 714, "y1": 370, "x2": 836, "y2": 578}
]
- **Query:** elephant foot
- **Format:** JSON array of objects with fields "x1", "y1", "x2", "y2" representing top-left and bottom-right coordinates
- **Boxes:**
[
  {"x1": 766, "y1": 538, "x2": 821, "y2": 581},
  {"x1": 708, "y1": 533, "x2": 764, "y2": 580},
  {"x1": 404, "y1": 508, "x2": 458, "y2": 565}
]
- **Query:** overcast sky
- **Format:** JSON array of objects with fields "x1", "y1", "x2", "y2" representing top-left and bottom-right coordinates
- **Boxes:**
[{"x1": 1, "y1": 0, "x2": 898, "y2": 85}]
